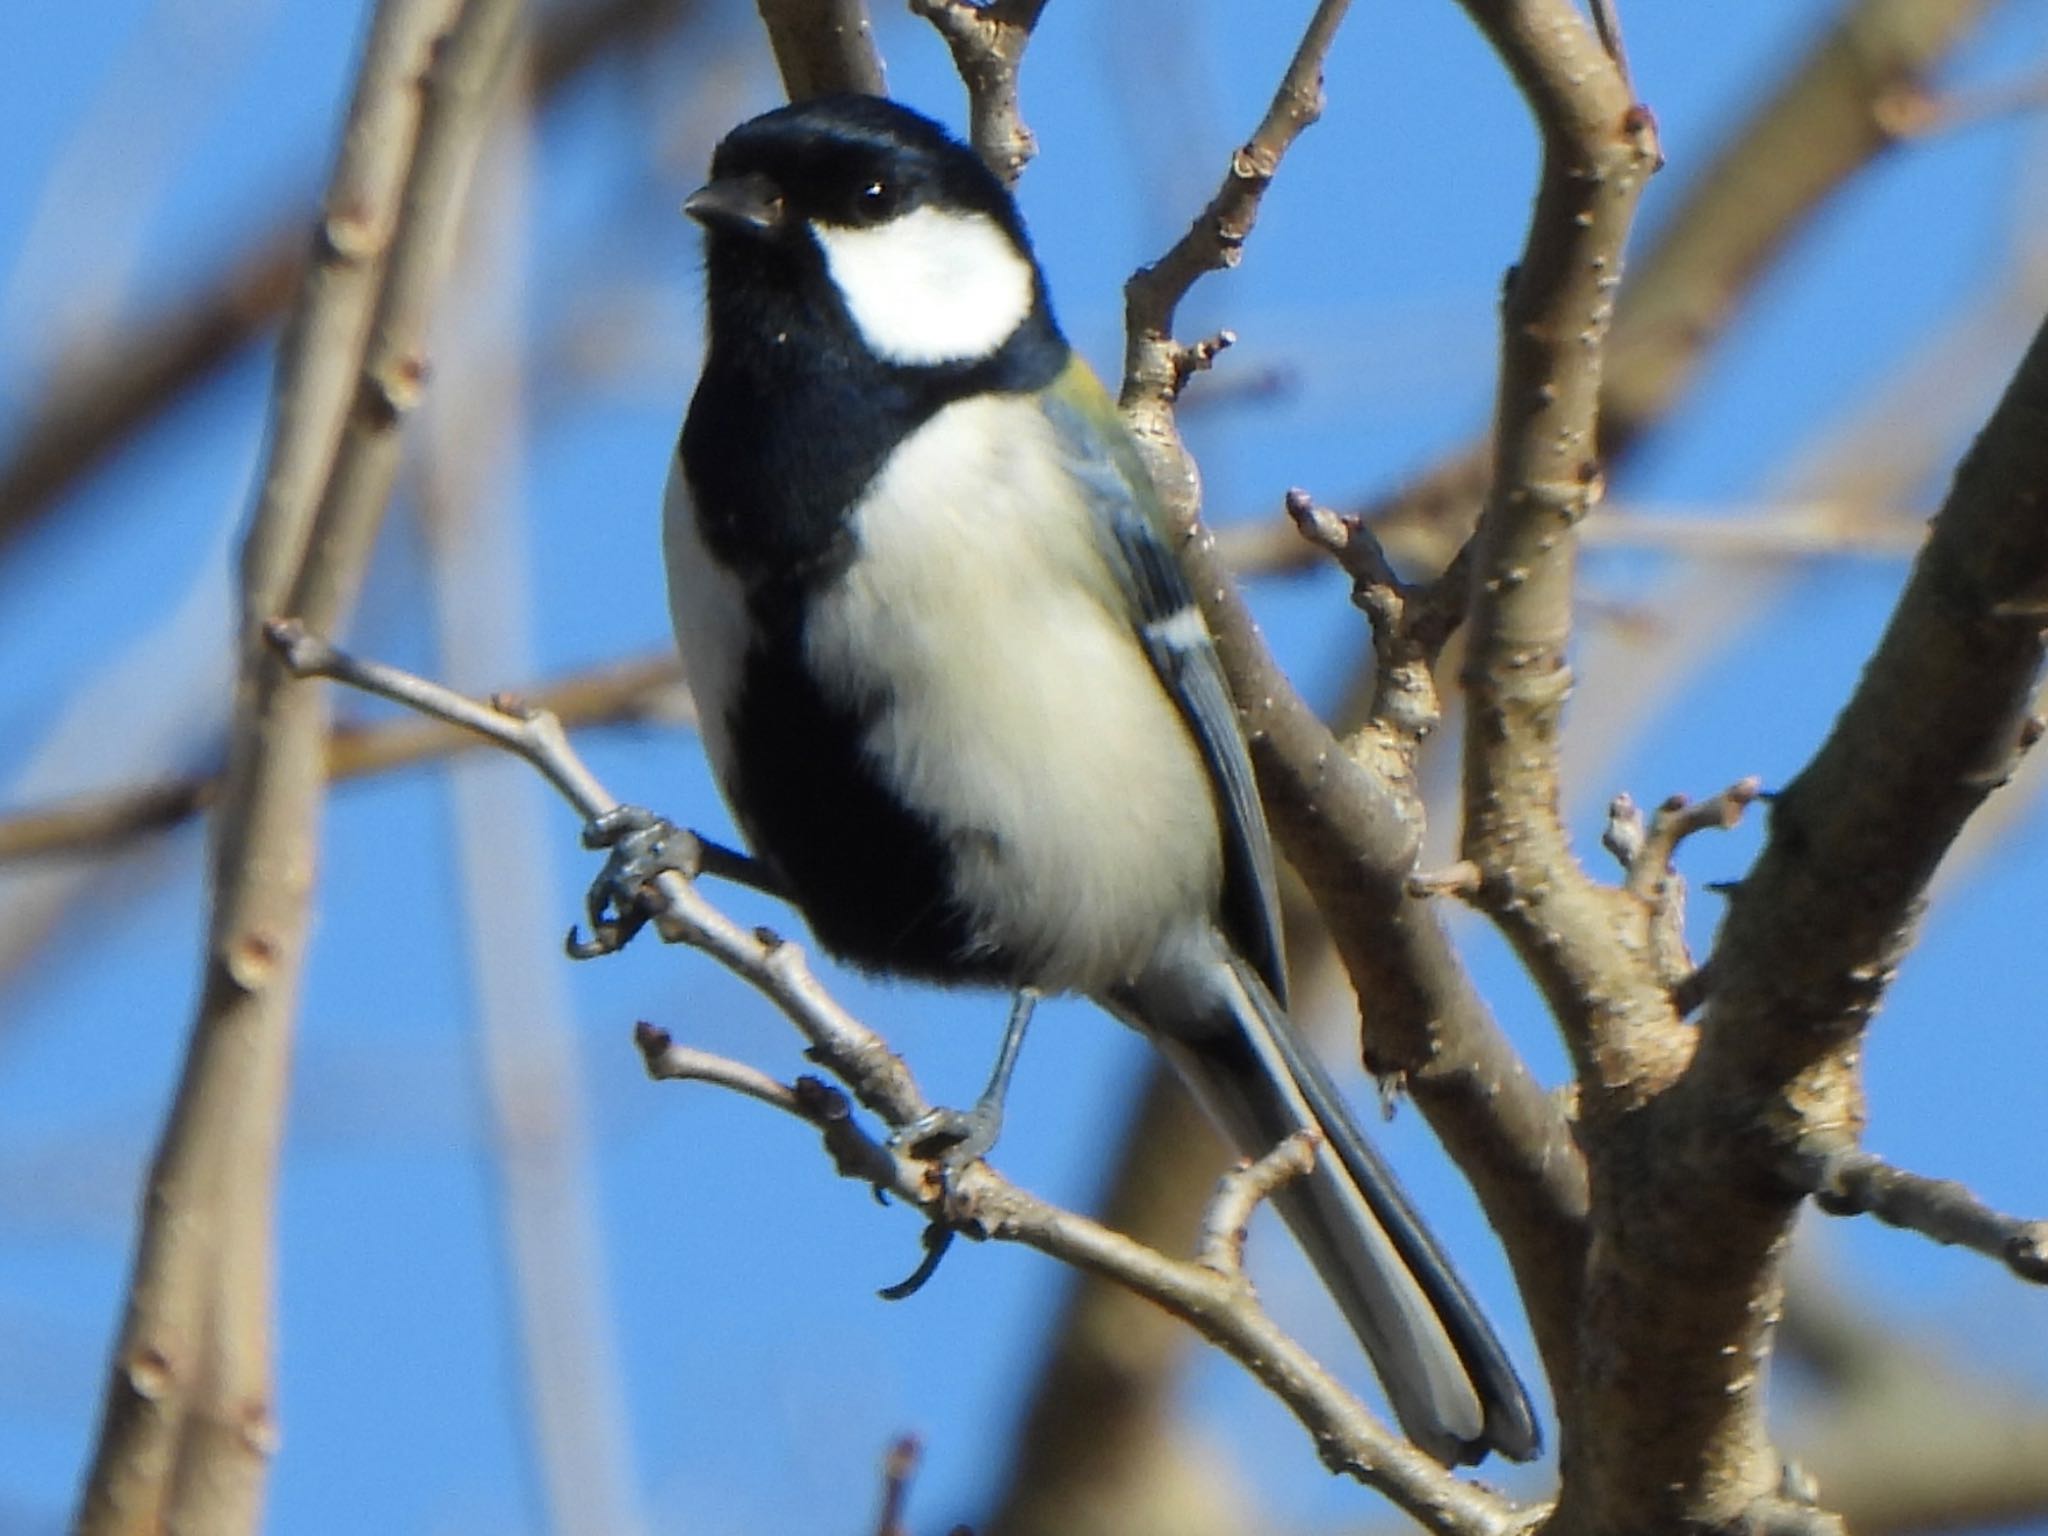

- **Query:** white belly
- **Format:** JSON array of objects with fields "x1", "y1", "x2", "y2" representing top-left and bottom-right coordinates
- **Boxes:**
[{"x1": 801, "y1": 393, "x2": 1223, "y2": 992}]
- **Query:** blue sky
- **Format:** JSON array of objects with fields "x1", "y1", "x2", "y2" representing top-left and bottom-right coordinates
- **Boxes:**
[{"x1": 4, "y1": 3, "x2": 2048, "y2": 1532}]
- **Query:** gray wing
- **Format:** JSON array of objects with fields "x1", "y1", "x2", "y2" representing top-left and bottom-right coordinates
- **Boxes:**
[{"x1": 1042, "y1": 390, "x2": 1288, "y2": 1006}]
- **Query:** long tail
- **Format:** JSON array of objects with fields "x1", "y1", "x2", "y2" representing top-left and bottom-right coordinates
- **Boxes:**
[{"x1": 1144, "y1": 951, "x2": 1540, "y2": 1467}]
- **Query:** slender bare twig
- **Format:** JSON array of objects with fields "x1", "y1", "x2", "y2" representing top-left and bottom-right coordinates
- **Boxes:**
[
  {"x1": 271, "y1": 626, "x2": 1522, "y2": 1534},
  {"x1": 1214, "y1": 499, "x2": 1930, "y2": 580},
  {"x1": 874, "y1": 1434, "x2": 924, "y2": 1536},
  {"x1": 910, "y1": 0, "x2": 1049, "y2": 185},
  {"x1": 1452, "y1": 0, "x2": 1663, "y2": 1074},
  {"x1": 1800, "y1": 1149, "x2": 2048, "y2": 1284},
  {"x1": 637, "y1": 1031, "x2": 813, "y2": 1116},
  {"x1": 1122, "y1": 0, "x2": 1350, "y2": 417},
  {"x1": 1115, "y1": 0, "x2": 1589, "y2": 1382},
  {"x1": 1194, "y1": 1133, "x2": 1319, "y2": 1278},
  {"x1": 73, "y1": 4, "x2": 519, "y2": 1532},
  {"x1": 0, "y1": 654, "x2": 686, "y2": 864},
  {"x1": 1283, "y1": 488, "x2": 1465, "y2": 745},
  {"x1": 754, "y1": 0, "x2": 885, "y2": 99},
  {"x1": 1611, "y1": 779, "x2": 1764, "y2": 905}
]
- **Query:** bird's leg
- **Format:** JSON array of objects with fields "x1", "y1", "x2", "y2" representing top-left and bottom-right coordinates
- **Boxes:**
[
  {"x1": 567, "y1": 805, "x2": 703, "y2": 959},
  {"x1": 896, "y1": 987, "x2": 1040, "y2": 1169}
]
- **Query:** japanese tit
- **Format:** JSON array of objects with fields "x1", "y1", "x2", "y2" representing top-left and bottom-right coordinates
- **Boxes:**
[{"x1": 665, "y1": 93, "x2": 1538, "y2": 1467}]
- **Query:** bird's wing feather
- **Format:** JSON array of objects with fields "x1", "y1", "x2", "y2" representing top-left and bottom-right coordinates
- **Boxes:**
[{"x1": 1041, "y1": 360, "x2": 1287, "y2": 1005}]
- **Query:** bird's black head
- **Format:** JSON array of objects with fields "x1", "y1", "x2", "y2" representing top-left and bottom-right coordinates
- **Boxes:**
[
  {"x1": 679, "y1": 96, "x2": 1071, "y2": 583},
  {"x1": 686, "y1": 94, "x2": 1062, "y2": 375}
]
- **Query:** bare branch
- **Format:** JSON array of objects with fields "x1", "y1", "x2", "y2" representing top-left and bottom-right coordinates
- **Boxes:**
[
  {"x1": 1800, "y1": 1147, "x2": 2048, "y2": 1285},
  {"x1": 1691, "y1": 302, "x2": 2048, "y2": 1138},
  {"x1": 73, "y1": 3, "x2": 520, "y2": 1531},
  {"x1": 755, "y1": 0, "x2": 886, "y2": 99},
  {"x1": 873, "y1": 1435, "x2": 924, "y2": 1536},
  {"x1": 1195, "y1": 1132, "x2": 1319, "y2": 1279},
  {"x1": 1453, "y1": 0, "x2": 1663, "y2": 1072},
  {"x1": 1283, "y1": 487, "x2": 1468, "y2": 745},
  {"x1": 1113, "y1": 0, "x2": 1588, "y2": 1382},
  {"x1": 0, "y1": 653, "x2": 686, "y2": 864},
  {"x1": 1620, "y1": 779, "x2": 1764, "y2": 905},
  {"x1": 1122, "y1": 0, "x2": 1350, "y2": 415},
  {"x1": 279, "y1": 628, "x2": 1524, "y2": 1533},
  {"x1": 911, "y1": 0, "x2": 1049, "y2": 185}
]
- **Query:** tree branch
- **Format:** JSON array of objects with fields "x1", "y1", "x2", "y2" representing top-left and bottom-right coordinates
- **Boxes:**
[
  {"x1": 755, "y1": 0, "x2": 886, "y2": 100},
  {"x1": 73, "y1": 3, "x2": 519, "y2": 1532},
  {"x1": 910, "y1": 0, "x2": 1048, "y2": 185},
  {"x1": 1552, "y1": 230, "x2": 2048, "y2": 1536},
  {"x1": 271, "y1": 626, "x2": 1526, "y2": 1536},
  {"x1": 0, "y1": 653, "x2": 685, "y2": 865},
  {"x1": 1115, "y1": 0, "x2": 1589, "y2": 1388},
  {"x1": 1800, "y1": 1148, "x2": 2048, "y2": 1284},
  {"x1": 1453, "y1": 0, "x2": 1664, "y2": 1086}
]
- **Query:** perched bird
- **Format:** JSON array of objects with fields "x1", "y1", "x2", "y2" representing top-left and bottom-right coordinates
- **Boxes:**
[{"x1": 663, "y1": 92, "x2": 1539, "y2": 1466}]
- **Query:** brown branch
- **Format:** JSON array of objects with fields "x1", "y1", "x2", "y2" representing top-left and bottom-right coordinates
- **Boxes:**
[
  {"x1": 1116, "y1": 0, "x2": 1589, "y2": 1393},
  {"x1": 72, "y1": 3, "x2": 520, "y2": 1532},
  {"x1": 1195, "y1": 1132, "x2": 1321, "y2": 1278},
  {"x1": 1284, "y1": 487, "x2": 1466, "y2": 744},
  {"x1": 755, "y1": 0, "x2": 886, "y2": 100},
  {"x1": 1121, "y1": 0, "x2": 1350, "y2": 420},
  {"x1": 1555, "y1": 286, "x2": 2048, "y2": 1536},
  {"x1": 1800, "y1": 1148, "x2": 2048, "y2": 1284},
  {"x1": 1601, "y1": 0, "x2": 2007, "y2": 459},
  {"x1": 277, "y1": 627, "x2": 1525, "y2": 1536},
  {"x1": 1452, "y1": 0, "x2": 1663, "y2": 1080},
  {"x1": 1600, "y1": 777, "x2": 1763, "y2": 1005},
  {"x1": 0, "y1": 653, "x2": 684, "y2": 864},
  {"x1": 873, "y1": 1434, "x2": 925, "y2": 1536},
  {"x1": 1328, "y1": 0, "x2": 2005, "y2": 569},
  {"x1": 910, "y1": 0, "x2": 1049, "y2": 185},
  {"x1": 0, "y1": 0, "x2": 703, "y2": 560},
  {"x1": 1695, "y1": 324, "x2": 2048, "y2": 1063}
]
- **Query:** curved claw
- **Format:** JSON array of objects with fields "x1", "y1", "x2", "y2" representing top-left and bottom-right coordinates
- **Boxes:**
[
  {"x1": 570, "y1": 806, "x2": 701, "y2": 961},
  {"x1": 877, "y1": 1222, "x2": 956, "y2": 1301}
]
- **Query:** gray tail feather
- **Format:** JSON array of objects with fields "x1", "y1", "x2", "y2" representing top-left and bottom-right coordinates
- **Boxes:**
[{"x1": 1155, "y1": 954, "x2": 1541, "y2": 1466}]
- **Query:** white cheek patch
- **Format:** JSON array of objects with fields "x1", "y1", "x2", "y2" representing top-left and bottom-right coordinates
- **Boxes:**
[{"x1": 812, "y1": 205, "x2": 1036, "y2": 366}]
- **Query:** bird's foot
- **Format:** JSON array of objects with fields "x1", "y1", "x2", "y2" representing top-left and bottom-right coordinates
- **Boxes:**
[
  {"x1": 893, "y1": 1099, "x2": 1005, "y2": 1171},
  {"x1": 567, "y1": 805, "x2": 700, "y2": 959}
]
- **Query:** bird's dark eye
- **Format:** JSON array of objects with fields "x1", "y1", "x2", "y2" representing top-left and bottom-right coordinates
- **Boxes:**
[{"x1": 855, "y1": 179, "x2": 899, "y2": 221}]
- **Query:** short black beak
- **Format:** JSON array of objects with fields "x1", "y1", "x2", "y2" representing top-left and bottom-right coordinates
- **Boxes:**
[{"x1": 683, "y1": 172, "x2": 786, "y2": 237}]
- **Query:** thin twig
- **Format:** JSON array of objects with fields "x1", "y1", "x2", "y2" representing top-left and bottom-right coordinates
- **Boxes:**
[
  {"x1": 1122, "y1": 0, "x2": 1351, "y2": 415},
  {"x1": 1195, "y1": 1133, "x2": 1318, "y2": 1278},
  {"x1": 73, "y1": 4, "x2": 516, "y2": 1532},
  {"x1": 910, "y1": 0, "x2": 1049, "y2": 185},
  {"x1": 1116, "y1": 0, "x2": 1591, "y2": 1386},
  {"x1": 0, "y1": 654, "x2": 686, "y2": 864},
  {"x1": 277, "y1": 628, "x2": 1522, "y2": 1534},
  {"x1": 1803, "y1": 1148, "x2": 2048, "y2": 1285}
]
